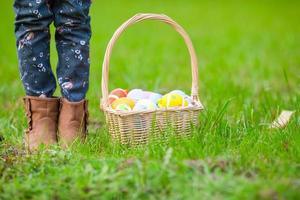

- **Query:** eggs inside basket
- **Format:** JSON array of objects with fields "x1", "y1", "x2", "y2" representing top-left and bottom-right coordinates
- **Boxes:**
[{"x1": 108, "y1": 88, "x2": 196, "y2": 112}]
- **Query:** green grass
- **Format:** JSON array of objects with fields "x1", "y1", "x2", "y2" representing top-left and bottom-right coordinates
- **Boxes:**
[{"x1": 1, "y1": 0, "x2": 300, "y2": 199}]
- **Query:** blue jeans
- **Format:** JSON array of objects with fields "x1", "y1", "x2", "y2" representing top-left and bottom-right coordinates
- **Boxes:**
[{"x1": 14, "y1": 0, "x2": 91, "y2": 102}]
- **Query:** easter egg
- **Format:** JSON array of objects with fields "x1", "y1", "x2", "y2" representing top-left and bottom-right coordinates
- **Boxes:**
[
  {"x1": 115, "y1": 103, "x2": 131, "y2": 111},
  {"x1": 157, "y1": 93, "x2": 188, "y2": 108},
  {"x1": 149, "y1": 93, "x2": 162, "y2": 104},
  {"x1": 111, "y1": 97, "x2": 135, "y2": 109},
  {"x1": 108, "y1": 88, "x2": 128, "y2": 105},
  {"x1": 142, "y1": 91, "x2": 154, "y2": 99},
  {"x1": 184, "y1": 96, "x2": 194, "y2": 106},
  {"x1": 127, "y1": 89, "x2": 144, "y2": 102},
  {"x1": 133, "y1": 99, "x2": 157, "y2": 111},
  {"x1": 169, "y1": 90, "x2": 194, "y2": 106}
]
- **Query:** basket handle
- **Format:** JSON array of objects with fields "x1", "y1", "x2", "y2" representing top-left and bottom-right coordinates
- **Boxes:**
[{"x1": 101, "y1": 13, "x2": 201, "y2": 108}]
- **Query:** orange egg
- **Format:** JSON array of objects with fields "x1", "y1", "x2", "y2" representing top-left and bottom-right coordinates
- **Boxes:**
[
  {"x1": 111, "y1": 97, "x2": 135, "y2": 109},
  {"x1": 108, "y1": 88, "x2": 128, "y2": 105}
]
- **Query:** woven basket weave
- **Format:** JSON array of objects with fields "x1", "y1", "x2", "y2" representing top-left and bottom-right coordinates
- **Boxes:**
[{"x1": 101, "y1": 13, "x2": 204, "y2": 145}]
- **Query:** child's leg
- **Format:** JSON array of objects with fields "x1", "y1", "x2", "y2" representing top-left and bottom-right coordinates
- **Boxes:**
[
  {"x1": 52, "y1": 0, "x2": 91, "y2": 102},
  {"x1": 52, "y1": 0, "x2": 91, "y2": 146},
  {"x1": 14, "y1": 0, "x2": 60, "y2": 151},
  {"x1": 14, "y1": 0, "x2": 56, "y2": 97}
]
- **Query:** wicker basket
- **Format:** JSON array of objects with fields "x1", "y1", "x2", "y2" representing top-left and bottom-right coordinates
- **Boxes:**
[{"x1": 101, "y1": 13, "x2": 204, "y2": 145}]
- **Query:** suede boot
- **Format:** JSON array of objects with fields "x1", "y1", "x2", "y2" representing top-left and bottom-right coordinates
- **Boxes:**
[
  {"x1": 23, "y1": 96, "x2": 59, "y2": 151},
  {"x1": 58, "y1": 98, "x2": 88, "y2": 147}
]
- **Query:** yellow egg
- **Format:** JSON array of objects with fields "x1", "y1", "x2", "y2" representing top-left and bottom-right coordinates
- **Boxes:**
[
  {"x1": 115, "y1": 103, "x2": 131, "y2": 111},
  {"x1": 158, "y1": 93, "x2": 188, "y2": 108},
  {"x1": 111, "y1": 97, "x2": 135, "y2": 109}
]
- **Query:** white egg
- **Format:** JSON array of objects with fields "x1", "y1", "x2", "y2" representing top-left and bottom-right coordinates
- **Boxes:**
[
  {"x1": 133, "y1": 99, "x2": 157, "y2": 111},
  {"x1": 127, "y1": 89, "x2": 144, "y2": 102},
  {"x1": 149, "y1": 93, "x2": 162, "y2": 104}
]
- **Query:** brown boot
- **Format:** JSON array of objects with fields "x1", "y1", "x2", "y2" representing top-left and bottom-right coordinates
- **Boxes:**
[
  {"x1": 58, "y1": 98, "x2": 88, "y2": 147},
  {"x1": 23, "y1": 96, "x2": 59, "y2": 151}
]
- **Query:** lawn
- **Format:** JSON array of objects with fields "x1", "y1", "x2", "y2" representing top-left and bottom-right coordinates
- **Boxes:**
[{"x1": 1, "y1": 0, "x2": 300, "y2": 199}]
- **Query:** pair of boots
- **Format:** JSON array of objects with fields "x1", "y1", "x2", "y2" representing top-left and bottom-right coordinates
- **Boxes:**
[{"x1": 24, "y1": 96, "x2": 88, "y2": 151}]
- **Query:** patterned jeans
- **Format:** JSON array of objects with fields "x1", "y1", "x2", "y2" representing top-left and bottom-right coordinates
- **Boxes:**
[{"x1": 14, "y1": 0, "x2": 91, "y2": 102}]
